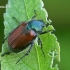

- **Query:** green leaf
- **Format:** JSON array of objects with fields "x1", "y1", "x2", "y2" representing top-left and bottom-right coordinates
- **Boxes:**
[{"x1": 1, "y1": 0, "x2": 60, "y2": 70}]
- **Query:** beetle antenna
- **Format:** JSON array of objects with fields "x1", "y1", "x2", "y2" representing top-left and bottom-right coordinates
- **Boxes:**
[
  {"x1": 47, "y1": 19, "x2": 52, "y2": 24},
  {"x1": 46, "y1": 23, "x2": 51, "y2": 28}
]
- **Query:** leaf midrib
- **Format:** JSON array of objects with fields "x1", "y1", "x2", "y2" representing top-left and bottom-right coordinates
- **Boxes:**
[
  {"x1": 35, "y1": 46, "x2": 41, "y2": 70},
  {"x1": 24, "y1": 0, "x2": 29, "y2": 20}
]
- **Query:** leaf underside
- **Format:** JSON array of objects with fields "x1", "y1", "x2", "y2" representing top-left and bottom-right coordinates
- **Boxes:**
[{"x1": 1, "y1": 0, "x2": 60, "y2": 70}]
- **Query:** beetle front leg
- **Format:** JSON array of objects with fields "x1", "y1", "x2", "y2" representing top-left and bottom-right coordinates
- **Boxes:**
[
  {"x1": 38, "y1": 37, "x2": 45, "y2": 57},
  {"x1": 16, "y1": 42, "x2": 34, "y2": 64},
  {"x1": 32, "y1": 10, "x2": 37, "y2": 19},
  {"x1": 39, "y1": 30, "x2": 55, "y2": 35}
]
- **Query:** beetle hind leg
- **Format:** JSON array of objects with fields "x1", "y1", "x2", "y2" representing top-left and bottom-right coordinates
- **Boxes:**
[{"x1": 16, "y1": 42, "x2": 34, "y2": 64}]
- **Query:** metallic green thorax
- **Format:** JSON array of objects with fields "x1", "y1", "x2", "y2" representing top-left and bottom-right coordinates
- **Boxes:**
[{"x1": 28, "y1": 20, "x2": 45, "y2": 33}]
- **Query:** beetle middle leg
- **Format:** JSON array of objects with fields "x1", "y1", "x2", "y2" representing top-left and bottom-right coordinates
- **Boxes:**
[
  {"x1": 16, "y1": 42, "x2": 34, "y2": 64},
  {"x1": 3, "y1": 35, "x2": 9, "y2": 43},
  {"x1": 38, "y1": 37, "x2": 45, "y2": 57}
]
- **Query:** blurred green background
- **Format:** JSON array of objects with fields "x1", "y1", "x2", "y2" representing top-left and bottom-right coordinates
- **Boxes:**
[{"x1": 0, "y1": 0, "x2": 70, "y2": 70}]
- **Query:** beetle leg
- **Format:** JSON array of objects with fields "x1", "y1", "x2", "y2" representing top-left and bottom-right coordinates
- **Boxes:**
[
  {"x1": 32, "y1": 10, "x2": 37, "y2": 19},
  {"x1": 39, "y1": 30, "x2": 55, "y2": 34},
  {"x1": 3, "y1": 32, "x2": 11, "y2": 43},
  {"x1": 12, "y1": 17, "x2": 20, "y2": 23},
  {"x1": 38, "y1": 37, "x2": 45, "y2": 57},
  {"x1": 3, "y1": 25, "x2": 20, "y2": 44},
  {"x1": 16, "y1": 42, "x2": 34, "y2": 64},
  {"x1": 1, "y1": 52, "x2": 10, "y2": 56},
  {"x1": 3, "y1": 36, "x2": 8, "y2": 43},
  {"x1": 3, "y1": 31, "x2": 14, "y2": 43}
]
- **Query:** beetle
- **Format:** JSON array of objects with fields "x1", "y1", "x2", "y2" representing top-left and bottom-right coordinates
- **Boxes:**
[{"x1": 2, "y1": 10, "x2": 54, "y2": 63}]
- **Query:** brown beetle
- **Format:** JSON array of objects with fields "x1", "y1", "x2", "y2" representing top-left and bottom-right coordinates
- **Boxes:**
[{"x1": 2, "y1": 11, "x2": 54, "y2": 63}]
